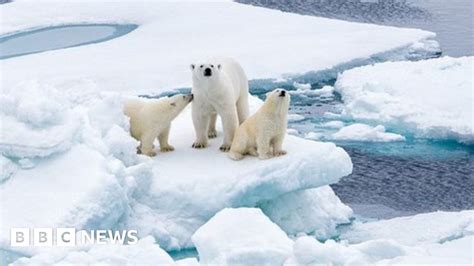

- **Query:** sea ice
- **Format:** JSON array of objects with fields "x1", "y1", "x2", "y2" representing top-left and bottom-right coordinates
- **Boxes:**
[
  {"x1": 341, "y1": 210, "x2": 474, "y2": 245},
  {"x1": 2, "y1": 1, "x2": 438, "y2": 94},
  {"x1": 259, "y1": 186, "x2": 353, "y2": 240},
  {"x1": 12, "y1": 236, "x2": 174, "y2": 266},
  {"x1": 336, "y1": 56, "x2": 473, "y2": 143},
  {"x1": 331, "y1": 123, "x2": 406, "y2": 142},
  {"x1": 192, "y1": 208, "x2": 293, "y2": 265}
]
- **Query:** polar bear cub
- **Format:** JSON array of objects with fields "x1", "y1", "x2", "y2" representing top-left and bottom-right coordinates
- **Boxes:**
[
  {"x1": 229, "y1": 89, "x2": 290, "y2": 160},
  {"x1": 124, "y1": 94, "x2": 193, "y2": 156},
  {"x1": 190, "y1": 57, "x2": 249, "y2": 151}
]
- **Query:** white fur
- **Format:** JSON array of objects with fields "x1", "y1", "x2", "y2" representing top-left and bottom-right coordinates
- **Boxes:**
[
  {"x1": 123, "y1": 94, "x2": 193, "y2": 156},
  {"x1": 190, "y1": 57, "x2": 249, "y2": 151},
  {"x1": 229, "y1": 89, "x2": 290, "y2": 160}
]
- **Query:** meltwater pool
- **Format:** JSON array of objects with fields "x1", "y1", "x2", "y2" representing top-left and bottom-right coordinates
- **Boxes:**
[{"x1": 0, "y1": 24, "x2": 137, "y2": 60}]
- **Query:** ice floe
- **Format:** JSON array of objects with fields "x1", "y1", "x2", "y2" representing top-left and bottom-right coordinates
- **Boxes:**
[
  {"x1": 341, "y1": 210, "x2": 474, "y2": 245},
  {"x1": 125, "y1": 101, "x2": 353, "y2": 250},
  {"x1": 331, "y1": 123, "x2": 406, "y2": 142},
  {"x1": 2, "y1": 1, "x2": 438, "y2": 94},
  {"x1": 259, "y1": 186, "x2": 353, "y2": 240},
  {"x1": 336, "y1": 56, "x2": 473, "y2": 143},
  {"x1": 192, "y1": 208, "x2": 293, "y2": 265}
]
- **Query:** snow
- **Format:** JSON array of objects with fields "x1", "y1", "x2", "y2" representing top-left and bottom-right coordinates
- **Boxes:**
[
  {"x1": 12, "y1": 236, "x2": 174, "y2": 266},
  {"x1": 320, "y1": 120, "x2": 345, "y2": 129},
  {"x1": 341, "y1": 210, "x2": 474, "y2": 246},
  {"x1": 336, "y1": 56, "x2": 474, "y2": 143},
  {"x1": 0, "y1": 145, "x2": 130, "y2": 256},
  {"x1": 126, "y1": 99, "x2": 353, "y2": 250},
  {"x1": 304, "y1": 132, "x2": 323, "y2": 140},
  {"x1": 0, "y1": 81, "x2": 82, "y2": 158},
  {"x1": 192, "y1": 208, "x2": 293, "y2": 265},
  {"x1": 0, "y1": 78, "x2": 353, "y2": 258},
  {"x1": 377, "y1": 236, "x2": 473, "y2": 265},
  {"x1": 0, "y1": 0, "x2": 471, "y2": 264},
  {"x1": 285, "y1": 236, "x2": 407, "y2": 265},
  {"x1": 293, "y1": 82, "x2": 311, "y2": 91},
  {"x1": 331, "y1": 123, "x2": 406, "y2": 142},
  {"x1": 188, "y1": 210, "x2": 473, "y2": 266},
  {"x1": 259, "y1": 186, "x2": 353, "y2": 240},
  {"x1": 0, "y1": 155, "x2": 17, "y2": 183},
  {"x1": 289, "y1": 85, "x2": 335, "y2": 97},
  {"x1": 288, "y1": 113, "x2": 305, "y2": 122},
  {"x1": 1, "y1": 0, "x2": 437, "y2": 94}
]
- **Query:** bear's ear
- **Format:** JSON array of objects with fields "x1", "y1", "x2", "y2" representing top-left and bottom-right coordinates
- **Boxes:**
[
  {"x1": 190, "y1": 64, "x2": 195, "y2": 70},
  {"x1": 217, "y1": 64, "x2": 221, "y2": 70}
]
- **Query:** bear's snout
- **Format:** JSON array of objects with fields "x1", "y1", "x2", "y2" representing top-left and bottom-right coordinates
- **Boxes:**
[
  {"x1": 279, "y1": 90, "x2": 286, "y2": 97},
  {"x1": 204, "y1": 67, "x2": 212, "y2": 77},
  {"x1": 188, "y1": 93, "x2": 194, "y2": 102}
]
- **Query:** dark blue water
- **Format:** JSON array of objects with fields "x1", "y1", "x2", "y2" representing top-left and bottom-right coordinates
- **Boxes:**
[
  {"x1": 248, "y1": 76, "x2": 474, "y2": 219},
  {"x1": 238, "y1": 0, "x2": 473, "y2": 57},
  {"x1": 0, "y1": 24, "x2": 138, "y2": 60}
]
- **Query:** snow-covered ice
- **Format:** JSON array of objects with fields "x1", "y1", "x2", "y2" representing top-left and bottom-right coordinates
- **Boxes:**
[
  {"x1": 0, "y1": 145, "x2": 129, "y2": 256},
  {"x1": 341, "y1": 210, "x2": 474, "y2": 245},
  {"x1": 259, "y1": 186, "x2": 353, "y2": 240},
  {"x1": 0, "y1": 155, "x2": 17, "y2": 183},
  {"x1": 331, "y1": 123, "x2": 406, "y2": 142},
  {"x1": 125, "y1": 99, "x2": 353, "y2": 250},
  {"x1": 336, "y1": 56, "x2": 473, "y2": 143},
  {"x1": 192, "y1": 208, "x2": 293, "y2": 265},
  {"x1": 1, "y1": 0, "x2": 471, "y2": 264},
  {"x1": 11, "y1": 236, "x2": 174, "y2": 266},
  {"x1": 320, "y1": 120, "x2": 345, "y2": 129},
  {"x1": 288, "y1": 114, "x2": 305, "y2": 122},
  {"x1": 285, "y1": 236, "x2": 407, "y2": 265},
  {"x1": 1, "y1": 0, "x2": 438, "y2": 94},
  {"x1": 0, "y1": 78, "x2": 353, "y2": 258}
]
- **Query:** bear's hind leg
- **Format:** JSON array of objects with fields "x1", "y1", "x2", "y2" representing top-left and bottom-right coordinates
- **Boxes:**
[
  {"x1": 158, "y1": 126, "x2": 174, "y2": 152},
  {"x1": 228, "y1": 130, "x2": 248, "y2": 160},
  {"x1": 140, "y1": 133, "x2": 157, "y2": 157},
  {"x1": 236, "y1": 96, "x2": 250, "y2": 124}
]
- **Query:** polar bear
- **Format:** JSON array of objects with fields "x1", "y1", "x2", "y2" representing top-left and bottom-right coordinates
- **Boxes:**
[
  {"x1": 190, "y1": 57, "x2": 249, "y2": 151},
  {"x1": 228, "y1": 89, "x2": 290, "y2": 160},
  {"x1": 123, "y1": 94, "x2": 193, "y2": 156}
]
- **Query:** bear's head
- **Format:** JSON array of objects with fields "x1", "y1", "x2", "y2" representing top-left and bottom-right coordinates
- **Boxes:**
[
  {"x1": 264, "y1": 89, "x2": 290, "y2": 112},
  {"x1": 190, "y1": 62, "x2": 221, "y2": 82},
  {"x1": 166, "y1": 93, "x2": 193, "y2": 118}
]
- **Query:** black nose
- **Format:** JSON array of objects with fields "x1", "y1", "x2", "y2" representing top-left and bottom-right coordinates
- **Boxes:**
[
  {"x1": 204, "y1": 68, "x2": 212, "y2": 76},
  {"x1": 189, "y1": 93, "x2": 194, "y2": 101},
  {"x1": 279, "y1": 90, "x2": 286, "y2": 97}
]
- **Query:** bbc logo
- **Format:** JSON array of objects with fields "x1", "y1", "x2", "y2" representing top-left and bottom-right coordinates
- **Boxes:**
[
  {"x1": 11, "y1": 228, "x2": 139, "y2": 246},
  {"x1": 11, "y1": 228, "x2": 76, "y2": 247}
]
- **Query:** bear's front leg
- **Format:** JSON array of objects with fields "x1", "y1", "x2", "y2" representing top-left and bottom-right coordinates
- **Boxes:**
[
  {"x1": 272, "y1": 134, "x2": 287, "y2": 157},
  {"x1": 219, "y1": 108, "x2": 239, "y2": 152},
  {"x1": 158, "y1": 126, "x2": 174, "y2": 152},
  {"x1": 256, "y1": 135, "x2": 273, "y2": 160},
  {"x1": 140, "y1": 133, "x2": 157, "y2": 157},
  {"x1": 208, "y1": 112, "x2": 218, "y2": 139},
  {"x1": 192, "y1": 104, "x2": 210, "y2": 149}
]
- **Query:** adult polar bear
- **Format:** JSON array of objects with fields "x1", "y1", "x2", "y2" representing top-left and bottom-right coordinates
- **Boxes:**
[{"x1": 190, "y1": 57, "x2": 249, "y2": 151}]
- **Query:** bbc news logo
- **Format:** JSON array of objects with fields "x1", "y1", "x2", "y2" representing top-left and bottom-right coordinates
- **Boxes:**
[{"x1": 11, "y1": 228, "x2": 138, "y2": 247}]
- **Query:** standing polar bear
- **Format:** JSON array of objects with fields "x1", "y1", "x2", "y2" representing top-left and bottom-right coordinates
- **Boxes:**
[
  {"x1": 190, "y1": 57, "x2": 249, "y2": 151},
  {"x1": 229, "y1": 89, "x2": 290, "y2": 160},
  {"x1": 124, "y1": 94, "x2": 193, "y2": 156}
]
